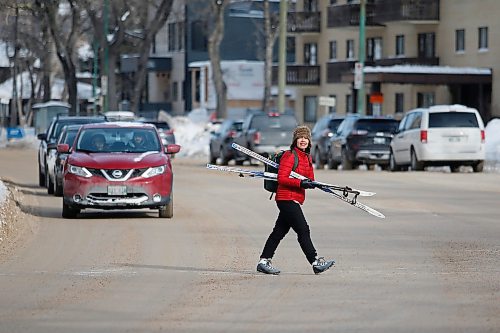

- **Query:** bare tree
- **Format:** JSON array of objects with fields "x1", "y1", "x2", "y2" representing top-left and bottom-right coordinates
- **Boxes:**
[
  {"x1": 129, "y1": 0, "x2": 174, "y2": 113},
  {"x1": 208, "y1": 0, "x2": 229, "y2": 119},
  {"x1": 39, "y1": 0, "x2": 82, "y2": 115},
  {"x1": 262, "y1": 0, "x2": 279, "y2": 113}
]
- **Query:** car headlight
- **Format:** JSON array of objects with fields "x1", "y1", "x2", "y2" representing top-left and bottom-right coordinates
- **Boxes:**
[
  {"x1": 142, "y1": 165, "x2": 166, "y2": 178},
  {"x1": 68, "y1": 164, "x2": 92, "y2": 178}
]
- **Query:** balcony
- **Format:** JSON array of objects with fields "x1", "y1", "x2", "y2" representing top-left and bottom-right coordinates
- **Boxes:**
[
  {"x1": 327, "y1": 3, "x2": 378, "y2": 28},
  {"x1": 287, "y1": 12, "x2": 321, "y2": 33},
  {"x1": 375, "y1": 0, "x2": 440, "y2": 23},
  {"x1": 272, "y1": 65, "x2": 320, "y2": 85},
  {"x1": 327, "y1": 0, "x2": 439, "y2": 28},
  {"x1": 327, "y1": 57, "x2": 439, "y2": 83}
]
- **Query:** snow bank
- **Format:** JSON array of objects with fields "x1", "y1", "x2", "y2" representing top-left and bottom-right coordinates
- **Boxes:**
[
  {"x1": 0, "y1": 180, "x2": 8, "y2": 233},
  {"x1": 484, "y1": 118, "x2": 500, "y2": 172}
]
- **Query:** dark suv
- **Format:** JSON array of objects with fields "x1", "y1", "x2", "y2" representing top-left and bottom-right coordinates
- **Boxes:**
[
  {"x1": 311, "y1": 114, "x2": 344, "y2": 169},
  {"x1": 232, "y1": 112, "x2": 297, "y2": 164},
  {"x1": 327, "y1": 115, "x2": 399, "y2": 170},
  {"x1": 37, "y1": 115, "x2": 107, "y2": 189}
]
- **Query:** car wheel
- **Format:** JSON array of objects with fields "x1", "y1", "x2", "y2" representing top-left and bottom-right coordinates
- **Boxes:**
[
  {"x1": 326, "y1": 150, "x2": 339, "y2": 170},
  {"x1": 450, "y1": 165, "x2": 461, "y2": 173},
  {"x1": 46, "y1": 166, "x2": 54, "y2": 194},
  {"x1": 159, "y1": 193, "x2": 173, "y2": 218},
  {"x1": 54, "y1": 173, "x2": 63, "y2": 197},
  {"x1": 473, "y1": 161, "x2": 484, "y2": 173},
  {"x1": 389, "y1": 150, "x2": 401, "y2": 172},
  {"x1": 410, "y1": 149, "x2": 425, "y2": 171},
  {"x1": 209, "y1": 148, "x2": 217, "y2": 164},
  {"x1": 314, "y1": 148, "x2": 324, "y2": 170},
  {"x1": 62, "y1": 201, "x2": 79, "y2": 219},
  {"x1": 341, "y1": 148, "x2": 353, "y2": 170},
  {"x1": 38, "y1": 162, "x2": 45, "y2": 187},
  {"x1": 219, "y1": 146, "x2": 228, "y2": 165}
]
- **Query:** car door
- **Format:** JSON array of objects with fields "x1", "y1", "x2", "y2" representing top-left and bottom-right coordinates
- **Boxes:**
[{"x1": 392, "y1": 113, "x2": 412, "y2": 163}]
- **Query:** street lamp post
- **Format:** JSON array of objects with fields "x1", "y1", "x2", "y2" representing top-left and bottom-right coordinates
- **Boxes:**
[
  {"x1": 277, "y1": 0, "x2": 288, "y2": 114},
  {"x1": 356, "y1": 0, "x2": 366, "y2": 115},
  {"x1": 102, "y1": 0, "x2": 109, "y2": 113}
]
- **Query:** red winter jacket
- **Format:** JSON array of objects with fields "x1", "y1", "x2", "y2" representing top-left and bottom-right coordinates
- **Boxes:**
[{"x1": 275, "y1": 147, "x2": 315, "y2": 204}]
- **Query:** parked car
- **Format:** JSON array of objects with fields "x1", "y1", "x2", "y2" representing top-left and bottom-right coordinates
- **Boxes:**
[
  {"x1": 389, "y1": 104, "x2": 485, "y2": 172},
  {"x1": 142, "y1": 120, "x2": 176, "y2": 145},
  {"x1": 311, "y1": 114, "x2": 344, "y2": 169},
  {"x1": 59, "y1": 122, "x2": 180, "y2": 218},
  {"x1": 327, "y1": 115, "x2": 399, "y2": 170},
  {"x1": 37, "y1": 115, "x2": 108, "y2": 190},
  {"x1": 209, "y1": 119, "x2": 244, "y2": 165},
  {"x1": 232, "y1": 112, "x2": 298, "y2": 164},
  {"x1": 50, "y1": 124, "x2": 83, "y2": 196}
]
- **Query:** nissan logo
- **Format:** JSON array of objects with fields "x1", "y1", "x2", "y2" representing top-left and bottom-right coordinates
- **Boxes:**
[{"x1": 112, "y1": 170, "x2": 123, "y2": 178}]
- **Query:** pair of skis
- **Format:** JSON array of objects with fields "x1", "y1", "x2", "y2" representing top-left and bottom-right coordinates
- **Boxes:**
[{"x1": 206, "y1": 143, "x2": 385, "y2": 219}]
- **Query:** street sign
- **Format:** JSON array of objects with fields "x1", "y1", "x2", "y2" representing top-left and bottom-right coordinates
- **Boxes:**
[{"x1": 318, "y1": 96, "x2": 336, "y2": 107}]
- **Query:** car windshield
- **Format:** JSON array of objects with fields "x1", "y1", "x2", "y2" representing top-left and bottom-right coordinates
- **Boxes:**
[
  {"x1": 355, "y1": 119, "x2": 399, "y2": 133},
  {"x1": 429, "y1": 112, "x2": 479, "y2": 128},
  {"x1": 64, "y1": 130, "x2": 79, "y2": 146},
  {"x1": 251, "y1": 115, "x2": 297, "y2": 130},
  {"x1": 76, "y1": 128, "x2": 161, "y2": 153},
  {"x1": 328, "y1": 119, "x2": 343, "y2": 132}
]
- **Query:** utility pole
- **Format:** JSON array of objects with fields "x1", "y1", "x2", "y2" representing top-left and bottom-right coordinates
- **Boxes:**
[
  {"x1": 10, "y1": 5, "x2": 19, "y2": 127},
  {"x1": 356, "y1": 0, "x2": 366, "y2": 115},
  {"x1": 102, "y1": 0, "x2": 109, "y2": 113},
  {"x1": 277, "y1": 0, "x2": 288, "y2": 113}
]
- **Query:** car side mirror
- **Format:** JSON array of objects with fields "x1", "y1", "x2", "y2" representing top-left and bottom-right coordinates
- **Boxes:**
[
  {"x1": 57, "y1": 143, "x2": 70, "y2": 153},
  {"x1": 37, "y1": 133, "x2": 47, "y2": 141},
  {"x1": 165, "y1": 144, "x2": 181, "y2": 154}
]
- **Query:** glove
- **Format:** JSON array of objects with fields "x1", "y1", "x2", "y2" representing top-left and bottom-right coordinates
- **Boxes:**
[{"x1": 300, "y1": 179, "x2": 316, "y2": 189}]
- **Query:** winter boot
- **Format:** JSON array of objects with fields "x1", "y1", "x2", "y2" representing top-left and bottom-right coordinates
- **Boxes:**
[
  {"x1": 256, "y1": 258, "x2": 280, "y2": 275},
  {"x1": 312, "y1": 257, "x2": 335, "y2": 274}
]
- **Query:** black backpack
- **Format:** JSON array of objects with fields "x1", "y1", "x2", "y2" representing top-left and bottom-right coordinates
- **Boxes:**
[{"x1": 264, "y1": 150, "x2": 299, "y2": 196}]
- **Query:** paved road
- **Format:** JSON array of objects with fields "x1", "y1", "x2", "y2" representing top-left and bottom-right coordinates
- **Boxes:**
[{"x1": 0, "y1": 147, "x2": 499, "y2": 333}]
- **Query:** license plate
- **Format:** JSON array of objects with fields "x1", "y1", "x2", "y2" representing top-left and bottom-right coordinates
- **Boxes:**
[
  {"x1": 448, "y1": 137, "x2": 461, "y2": 142},
  {"x1": 374, "y1": 137, "x2": 385, "y2": 144},
  {"x1": 107, "y1": 185, "x2": 127, "y2": 195}
]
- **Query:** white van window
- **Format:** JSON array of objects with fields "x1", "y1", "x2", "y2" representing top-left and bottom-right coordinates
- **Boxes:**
[{"x1": 429, "y1": 112, "x2": 479, "y2": 128}]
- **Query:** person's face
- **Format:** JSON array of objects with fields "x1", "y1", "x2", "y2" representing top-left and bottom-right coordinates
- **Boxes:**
[
  {"x1": 134, "y1": 135, "x2": 144, "y2": 145},
  {"x1": 94, "y1": 138, "x2": 105, "y2": 149},
  {"x1": 297, "y1": 137, "x2": 309, "y2": 150}
]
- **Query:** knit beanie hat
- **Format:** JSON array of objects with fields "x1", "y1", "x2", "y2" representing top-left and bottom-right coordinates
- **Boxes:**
[{"x1": 292, "y1": 125, "x2": 312, "y2": 144}]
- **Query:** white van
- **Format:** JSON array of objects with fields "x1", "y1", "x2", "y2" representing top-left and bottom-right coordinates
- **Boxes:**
[{"x1": 389, "y1": 104, "x2": 485, "y2": 172}]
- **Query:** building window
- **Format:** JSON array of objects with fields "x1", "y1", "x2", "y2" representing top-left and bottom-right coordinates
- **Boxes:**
[
  {"x1": 168, "y1": 23, "x2": 176, "y2": 51},
  {"x1": 304, "y1": 43, "x2": 317, "y2": 65},
  {"x1": 478, "y1": 27, "x2": 488, "y2": 50},
  {"x1": 367, "y1": 37, "x2": 382, "y2": 61},
  {"x1": 417, "y1": 92, "x2": 435, "y2": 108},
  {"x1": 395, "y1": 93, "x2": 404, "y2": 114},
  {"x1": 304, "y1": 0, "x2": 319, "y2": 12},
  {"x1": 328, "y1": 94, "x2": 337, "y2": 114},
  {"x1": 396, "y1": 35, "x2": 405, "y2": 56},
  {"x1": 455, "y1": 29, "x2": 465, "y2": 52},
  {"x1": 304, "y1": 96, "x2": 318, "y2": 123},
  {"x1": 346, "y1": 94, "x2": 353, "y2": 114},
  {"x1": 418, "y1": 33, "x2": 435, "y2": 58},
  {"x1": 329, "y1": 41, "x2": 337, "y2": 60},
  {"x1": 177, "y1": 22, "x2": 185, "y2": 51},
  {"x1": 191, "y1": 21, "x2": 207, "y2": 51},
  {"x1": 330, "y1": 0, "x2": 337, "y2": 4},
  {"x1": 346, "y1": 39, "x2": 355, "y2": 59}
]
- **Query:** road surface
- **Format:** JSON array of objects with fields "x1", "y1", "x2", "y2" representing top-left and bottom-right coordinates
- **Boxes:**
[{"x1": 0, "y1": 146, "x2": 499, "y2": 332}]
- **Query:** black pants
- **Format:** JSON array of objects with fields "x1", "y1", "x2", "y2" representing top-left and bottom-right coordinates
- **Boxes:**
[{"x1": 260, "y1": 201, "x2": 317, "y2": 264}]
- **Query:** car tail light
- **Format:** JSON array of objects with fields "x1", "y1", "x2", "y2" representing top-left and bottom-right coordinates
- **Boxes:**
[
  {"x1": 165, "y1": 129, "x2": 174, "y2": 135},
  {"x1": 351, "y1": 130, "x2": 368, "y2": 136},
  {"x1": 268, "y1": 112, "x2": 279, "y2": 117},
  {"x1": 420, "y1": 130, "x2": 428, "y2": 143},
  {"x1": 480, "y1": 130, "x2": 485, "y2": 143},
  {"x1": 228, "y1": 130, "x2": 237, "y2": 138},
  {"x1": 253, "y1": 131, "x2": 261, "y2": 144}
]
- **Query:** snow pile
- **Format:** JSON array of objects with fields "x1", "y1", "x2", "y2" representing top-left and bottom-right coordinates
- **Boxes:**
[
  {"x1": 485, "y1": 118, "x2": 500, "y2": 172},
  {"x1": 0, "y1": 180, "x2": 8, "y2": 236}
]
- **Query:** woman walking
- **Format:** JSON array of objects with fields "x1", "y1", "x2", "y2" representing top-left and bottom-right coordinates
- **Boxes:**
[{"x1": 257, "y1": 125, "x2": 335, "y2": 275}]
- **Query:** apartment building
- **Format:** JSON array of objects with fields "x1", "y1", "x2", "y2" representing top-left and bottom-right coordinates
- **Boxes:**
[{"x1": 286, "y1": 0, "x2": 498, "y2": 125}]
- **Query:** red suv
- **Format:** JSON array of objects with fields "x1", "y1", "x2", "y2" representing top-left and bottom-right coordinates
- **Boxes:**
[{"x1": 58, "y1": 123, "x2": 180, "y2": 218}]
